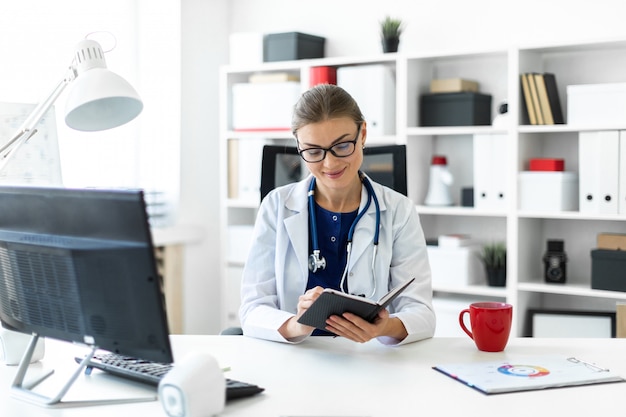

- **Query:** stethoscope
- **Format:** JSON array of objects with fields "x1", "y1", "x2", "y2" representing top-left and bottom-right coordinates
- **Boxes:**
[{"x1": 307, "y1": 172, "x2": 380, "y2": 297}]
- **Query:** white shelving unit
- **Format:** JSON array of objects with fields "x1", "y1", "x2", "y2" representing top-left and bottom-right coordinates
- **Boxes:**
[{"x1": 219, "y1": 38, "x2": 626, "y2": 336}]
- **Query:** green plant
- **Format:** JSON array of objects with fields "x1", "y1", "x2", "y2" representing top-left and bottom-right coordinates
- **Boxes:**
[
  {"x1": 380, "y1": 16, "x2": 403, "y2": 39},
  {"x1": 479, "y1": 242, "x2": 507, "y2": 269}
]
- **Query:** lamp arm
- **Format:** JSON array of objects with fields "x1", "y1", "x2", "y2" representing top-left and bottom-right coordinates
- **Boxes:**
[{"x1": 0, "y1": 66, "x2": 76, "y2": 170}]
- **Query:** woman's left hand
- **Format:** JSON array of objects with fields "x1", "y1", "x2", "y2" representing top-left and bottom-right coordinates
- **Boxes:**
[{"x1": 324, "y1": 309, "x2": 407, "y2": 343}]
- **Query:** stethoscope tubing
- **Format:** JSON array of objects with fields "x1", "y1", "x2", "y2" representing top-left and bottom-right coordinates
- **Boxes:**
[{"x1": 308, "y1": 172, "x2": 380, "y2": 297}]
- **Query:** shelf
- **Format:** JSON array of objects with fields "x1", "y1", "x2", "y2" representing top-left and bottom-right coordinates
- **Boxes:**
[
  {"x1": 406, "y1": 126, "x2": 507, "y2": 136},
  {"x1": 517, "y1": 211, "x2": 626, "y2": 221},
  {"x1": 227, "y1": 198, "x2": 260, "y2": 209},
  {"x1": 433, "y1": 284, "x2": 507, "y2": 298},
  {"x1": 223, "y1": 53, "x2": 398, "y2": 74},
  {"x1": 225, "y1": 130, "x2": 294, "y2": 140},
  {"x1": 518, "y1": 282, "x2": 626, "y2": 300},
  {"x1": 151, "y1": 224, "x2": 206, "y2": 246},
  {"x1": 220, "y1": 39, "x2": 626, "y2": 335},
  {"x1": 518, "y1": 123, "x2": 626, "y2": 133},
  {"x1": 416, "y1": 205, "x2": 507, "y2": 217}
]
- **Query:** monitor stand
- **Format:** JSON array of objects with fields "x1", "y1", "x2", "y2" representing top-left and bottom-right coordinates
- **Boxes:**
[{"x1": 10, "y1": 333, "x2": 157, "y2": 408}]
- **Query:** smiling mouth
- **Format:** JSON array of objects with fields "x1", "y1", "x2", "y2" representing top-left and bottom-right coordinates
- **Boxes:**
[{"x1": 325, "y1": 167, "x2": 346, "y2": 179}]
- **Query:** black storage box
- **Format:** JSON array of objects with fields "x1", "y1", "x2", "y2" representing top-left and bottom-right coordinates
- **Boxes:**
[
  {"x1": 263, "y1": 32, "x2": 325, "y2": 62},
  {"x1": 420, "y1": 92, "x2": 492, "y2": 126},
  {"x1": 591, "y1": 249, "x2": 626, "y2": 292}
]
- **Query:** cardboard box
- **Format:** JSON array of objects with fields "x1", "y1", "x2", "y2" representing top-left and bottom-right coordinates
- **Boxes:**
[
  {"x1": 427, "y1": 245, "x2": 485, "y2": 287},
  {"x1": 430, "y1": 78, "x2": 479, "y2": 93},
  {"x1": 567, "y1": 82, "x2": 626, "y2": 125},
  {"x1": 597, "y1": 233, "x2": 626, "y2": 250},
  {"x1": 591, "y1": 249, "x2": 626, "y2": 292},
  {"x1": 518, "y1": 172, "x2": 578, "y2": 211},
  {"x1": 420, "y1": 92, "x2": 491, "y2": 126},
  {"x1": 263, "y1": 32, "x2": 325, "y2": 62}
]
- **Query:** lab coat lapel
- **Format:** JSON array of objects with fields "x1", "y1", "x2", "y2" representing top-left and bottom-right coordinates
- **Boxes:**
[
  {"x1": 284, "y1": 178, "x2": 311, "y2": 279},
  {"x1": 347, "y1": 184, "x2": 378, "y2": 267}
]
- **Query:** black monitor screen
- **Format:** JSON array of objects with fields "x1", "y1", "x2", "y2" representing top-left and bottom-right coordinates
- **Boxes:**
[
  {"x1": 0, "y1": 186, "x2": 172, "y2": 364},
  {"x1": 260, "y1": 144, "x2": 407, "y2": 201}
]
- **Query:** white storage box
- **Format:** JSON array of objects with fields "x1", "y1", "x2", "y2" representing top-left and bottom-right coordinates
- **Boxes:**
[
  {"x1": 232, "y1": 82, "x2": 301, "y2": 131},
  {"x1": 427, "y1": 245, "x2": 484, "y2": 287},
  {"x1": 518, "y1": 172, "x2": 578, "y2": 211},
  {"x1": 567, "y1": 83, "x2": 626, "y2": 125}
]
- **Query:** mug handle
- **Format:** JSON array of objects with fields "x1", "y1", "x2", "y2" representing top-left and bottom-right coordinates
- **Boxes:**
[{"x1": 459, "y1": 309, "x2": 473, "y2": 339}]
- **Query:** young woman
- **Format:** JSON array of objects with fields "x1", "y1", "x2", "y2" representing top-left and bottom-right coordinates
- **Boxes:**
[{"x1": 239, "y1": 84, "x2": 435, "y2": 345}]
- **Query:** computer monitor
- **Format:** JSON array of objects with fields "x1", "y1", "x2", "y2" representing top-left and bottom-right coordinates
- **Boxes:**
[
  {"x1": 0, "y1": 186, "x2": 172, "y2": 365},
  {"x1": 260, "y1": 144, "x2": 407, "y2": 201}
]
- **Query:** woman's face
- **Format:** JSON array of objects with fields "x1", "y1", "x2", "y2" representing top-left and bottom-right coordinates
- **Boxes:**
[{"x1": 296, "y1": 117, "x2": 366, "y2": 194}]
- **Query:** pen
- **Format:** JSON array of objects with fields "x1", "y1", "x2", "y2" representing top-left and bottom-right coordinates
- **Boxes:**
[{"x1": 567, "y1": 357, "x2": 610, "y2": 372}]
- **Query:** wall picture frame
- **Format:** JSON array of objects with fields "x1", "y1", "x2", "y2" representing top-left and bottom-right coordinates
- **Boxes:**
[{"x1": 526, "y1": 309, "x2": 616, "y2": 338}]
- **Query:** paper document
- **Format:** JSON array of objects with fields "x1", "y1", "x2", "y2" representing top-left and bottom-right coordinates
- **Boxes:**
[{"x1": 434, "y1": 355, "x2": 624, "y2": 394}]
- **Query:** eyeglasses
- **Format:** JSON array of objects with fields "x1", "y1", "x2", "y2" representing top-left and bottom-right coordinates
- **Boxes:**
[{"x1": 297, "y1": 123, "x2": 362, "y2": 163}]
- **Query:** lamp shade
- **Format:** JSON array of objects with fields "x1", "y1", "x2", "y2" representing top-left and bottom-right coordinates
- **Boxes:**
[{"x1": 64, "y1": 39, "x2": 143, "y2": 131}]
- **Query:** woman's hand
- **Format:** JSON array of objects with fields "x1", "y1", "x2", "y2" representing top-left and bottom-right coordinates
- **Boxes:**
[
  {"x1": 325, "y1": 309, "x2": 408, "y2": 343},
  {"x1": 278, "y1": 286, "x2": 324, "y2": 339}
]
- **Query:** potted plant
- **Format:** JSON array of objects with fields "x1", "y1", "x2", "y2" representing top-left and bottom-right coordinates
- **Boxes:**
[
  {"x1": 479, "y1": 242, "x2": 507, "y2": 287},
  {"x1": 380, "y1": 16, "x2": 403, "y2": 53}
]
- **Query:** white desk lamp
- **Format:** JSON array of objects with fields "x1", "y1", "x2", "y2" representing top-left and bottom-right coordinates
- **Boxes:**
[
  {"x1": 0, "y1": 37, "x2": 143, "y2": 366},
  {"x1": 0, "y1": 38, "x2": 143, "y2": 171}
]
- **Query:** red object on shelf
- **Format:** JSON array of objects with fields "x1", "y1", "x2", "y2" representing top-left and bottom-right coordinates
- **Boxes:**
[
  {"x1": 529, "y1": 158, "x2": 564, "y2": 171},
  {"x1": 431, "y1": 155, "x2": 448, "y2": 165},
  {"x1": 309, "y1": 66, "x2": 336, "y2": 87}
]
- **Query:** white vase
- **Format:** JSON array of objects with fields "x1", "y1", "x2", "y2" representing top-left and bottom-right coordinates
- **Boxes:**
[{"x1": 424, "y1": 155, "x2": 454, "y2": 206}]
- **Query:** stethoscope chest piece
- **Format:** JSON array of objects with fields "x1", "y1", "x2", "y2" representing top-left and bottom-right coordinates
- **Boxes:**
[{"x1": 308, "y1": 249, "x2": 326, "y2": 272}]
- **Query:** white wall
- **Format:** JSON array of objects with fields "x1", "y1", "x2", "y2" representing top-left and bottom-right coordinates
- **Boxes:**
[
  {"x1": 179, "y1": 0, "x2": 230, "y2": 334},
  {"x1": 228, "y1": 0, "x2": 626, "y2": 57},
  {"x1": 0, "y1": 0, "x2": 180, "y2": 198}
]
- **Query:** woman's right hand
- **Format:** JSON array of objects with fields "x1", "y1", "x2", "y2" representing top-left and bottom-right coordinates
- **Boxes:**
[
  {"x1": 296, "y1": 286, "x2": 324, "y2": 318},
  {"x1": 279, "y1": 286, "x2": 324, "y2": 339}
]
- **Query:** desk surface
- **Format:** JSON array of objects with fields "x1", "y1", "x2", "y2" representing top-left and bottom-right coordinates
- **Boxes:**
[{"x1": 1, "y1": 335, "x2": 625, "y2": 416}]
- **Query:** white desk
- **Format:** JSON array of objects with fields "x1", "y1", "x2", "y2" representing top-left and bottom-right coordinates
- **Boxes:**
[{"x1": 1, "y1": 335, "x2": 625, "y2": 416}]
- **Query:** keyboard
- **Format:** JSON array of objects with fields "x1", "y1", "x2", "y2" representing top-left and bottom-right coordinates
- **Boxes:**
[{"x1": 75, "y1": 352, "x2": 264, "y2": 401}]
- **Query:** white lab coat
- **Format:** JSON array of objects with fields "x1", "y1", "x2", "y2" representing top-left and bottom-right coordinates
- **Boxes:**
[{"x1": 239, "y1": 174, "x2": 436, "y2": 345}]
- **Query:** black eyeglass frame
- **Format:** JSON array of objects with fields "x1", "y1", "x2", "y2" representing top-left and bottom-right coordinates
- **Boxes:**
[{"x1": 296, "y1": 123, "x2": 363, "y2": 163}]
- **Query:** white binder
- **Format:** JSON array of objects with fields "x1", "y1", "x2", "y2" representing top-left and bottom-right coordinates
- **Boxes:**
[
  {"x1": 473, "y1": 134, "x2": 508, "y2": 210},
  {"x1": 337, "y1": 65, "x2": 395, "y2": 136},
  {"x1": 579, "y1": 131, "x2": 619, "y2": 214},
  {"x1": 618, "y1": 130, "x2": 626, "y2": 214}
]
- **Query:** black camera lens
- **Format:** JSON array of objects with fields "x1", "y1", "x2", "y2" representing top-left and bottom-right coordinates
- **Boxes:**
[
  {"x1": 543, "y1": 240, "x2": 567, "y2": 284},
  {"x1": 547, "y1": 265, "x2": 563, "y2": 281}
]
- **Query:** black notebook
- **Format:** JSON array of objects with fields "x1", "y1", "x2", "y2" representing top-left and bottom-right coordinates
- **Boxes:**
[{"x1": 297, "y1": 277, "x2": 415, "y2": 331}]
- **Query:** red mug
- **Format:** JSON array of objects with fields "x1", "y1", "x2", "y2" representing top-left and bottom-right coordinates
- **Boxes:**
[{"x1": 459, "y1": 302, "x2": 513, "y2": 352}]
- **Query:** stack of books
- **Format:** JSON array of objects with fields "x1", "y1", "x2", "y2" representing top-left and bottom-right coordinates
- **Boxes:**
[{"x1": 520, "y1": 72, "x2": 564, "y2": 125}]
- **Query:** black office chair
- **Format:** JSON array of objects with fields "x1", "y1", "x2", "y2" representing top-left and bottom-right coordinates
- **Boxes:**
[{"x1": 220, "y1": 327, "x2": 243, "y2": 335}]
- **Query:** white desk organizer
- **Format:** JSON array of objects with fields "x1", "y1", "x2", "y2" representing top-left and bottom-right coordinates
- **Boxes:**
[
  {"x1": 159, "y1": 351, "x2": 226, "y2": 417},
  {"x1": 0, "y1": 328, "x2": 44, "y2": 366}
]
